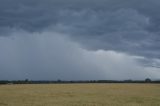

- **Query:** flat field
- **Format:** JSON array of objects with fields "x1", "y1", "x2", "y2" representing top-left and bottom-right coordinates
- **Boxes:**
[{"x1": 0, "y1": 84, "x2": 160, "y2": 106}]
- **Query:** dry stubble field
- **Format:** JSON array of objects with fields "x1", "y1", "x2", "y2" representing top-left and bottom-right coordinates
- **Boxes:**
[{"x1": 0, "y1": 84, "x2": 160, "y2": 106}]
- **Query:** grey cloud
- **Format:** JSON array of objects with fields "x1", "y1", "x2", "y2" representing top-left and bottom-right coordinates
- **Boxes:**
[
  {"x1": 0, "y1": 30, "x2": 159, "y2": 80},
  {"x1": 0, "y1": 0, "x2": 160, "y2": 59},
  {"x1": 53, "y1": 8, "x2": 160, "y2": 59},
  {"x1": 0, "y1": 31, "x2": 103, "y2": 80},
  {"x1": 0, "y1": 0, "x2": 160, "y2": 80}
]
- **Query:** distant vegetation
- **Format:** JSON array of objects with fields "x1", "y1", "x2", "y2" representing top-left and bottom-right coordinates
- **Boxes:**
[{"x1": 0, "y1": 78, "x2": 160, "y2": 84}]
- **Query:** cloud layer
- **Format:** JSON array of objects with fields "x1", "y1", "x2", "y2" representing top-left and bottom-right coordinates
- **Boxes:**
[
  {"x1": 0, "y1": 0, "x2": 160, "y2": 80},
  {"x1": 0, "y1": 29, "x2": 159, "y2": 80}
]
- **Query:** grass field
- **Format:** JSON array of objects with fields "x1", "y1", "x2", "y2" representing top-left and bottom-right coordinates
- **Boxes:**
[{"x1": 0, "y1": 84, "x2": 160, "y2": 106}]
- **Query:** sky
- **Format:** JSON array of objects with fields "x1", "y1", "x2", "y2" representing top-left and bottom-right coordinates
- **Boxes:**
[{"x1": 0, "y1": 0, "x2": 160, "y2": 80}]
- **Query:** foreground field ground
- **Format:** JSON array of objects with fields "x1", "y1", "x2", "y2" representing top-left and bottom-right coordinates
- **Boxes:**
[{"x1": 0, "y1": 84, "x2": 160, "y2": 106}]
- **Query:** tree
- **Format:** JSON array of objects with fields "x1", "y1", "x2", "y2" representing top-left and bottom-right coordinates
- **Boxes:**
[
  {"x1": 25, "y1": 79, "x2": 29, "y2": 83},
  {"x1": 145, "y1": 78, "x2": 151, "y2": 83}
]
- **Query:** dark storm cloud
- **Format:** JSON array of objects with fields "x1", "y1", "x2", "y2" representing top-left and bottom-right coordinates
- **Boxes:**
[
  {"x1": 0, "y1": 30, "x2": 159, "y2": 80},
  {"x1": 0, "y1": 0, "x2": 160, "y2": 59},
  {"x1": 0, "y1": 0, "x2": 160, "y2": 80}
]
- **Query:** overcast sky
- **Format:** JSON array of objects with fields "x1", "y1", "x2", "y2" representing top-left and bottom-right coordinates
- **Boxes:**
[{"x1": 0, "y1": 0, "x2": 160, "y2": 80}]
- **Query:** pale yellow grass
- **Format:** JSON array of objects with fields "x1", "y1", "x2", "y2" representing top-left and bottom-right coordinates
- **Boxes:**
[{"x1": 0, "y1": 84, "x2": 160, "y2": 106}]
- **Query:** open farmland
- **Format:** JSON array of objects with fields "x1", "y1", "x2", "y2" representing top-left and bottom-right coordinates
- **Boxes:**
[{"x1": 0, "y1": 84, "x2": 160, "y2": 106}]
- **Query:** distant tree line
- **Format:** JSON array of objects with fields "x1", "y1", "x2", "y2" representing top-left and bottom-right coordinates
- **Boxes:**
[{"x1": 0, "y1": 78, "x2": 160, "y2": 85}]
